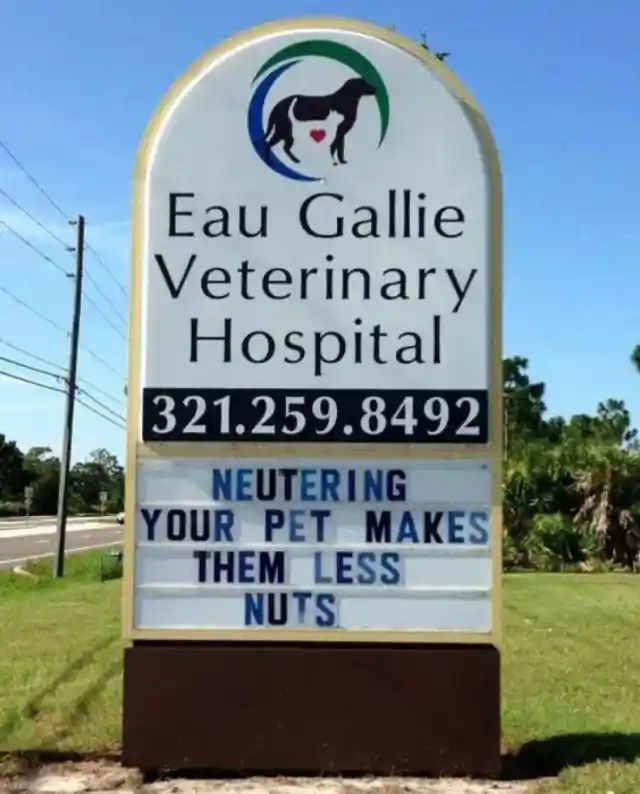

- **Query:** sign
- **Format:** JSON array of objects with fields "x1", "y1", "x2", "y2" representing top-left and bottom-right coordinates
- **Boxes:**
[
  {"x1": 125, "y1": 18, "x2": 502, "y2": 645},
  {"x1": 136, "y1": 22, "x2": 495, "y2": 445},
  {"x1": 133, "y1": 457, "x2": 493, "y2": 636},
  {"x1": 24, "y1": 486, "x2": 34, "y2": 499},
  {"x1": 99, "y1": 490, "x2": 108, "y2": 503},
  {"x1": 122, "y1": 21, "x2": 502, "y2": 775}
]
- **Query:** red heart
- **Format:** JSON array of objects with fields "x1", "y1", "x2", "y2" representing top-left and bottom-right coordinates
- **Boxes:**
[{"x1": 310, "y1": 129, "x2": 326, "y2": 143}]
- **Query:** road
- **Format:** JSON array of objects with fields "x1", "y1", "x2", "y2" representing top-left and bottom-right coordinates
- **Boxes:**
[{"x1": 0, "y1": 516, "x2": 123, "y2": 570}]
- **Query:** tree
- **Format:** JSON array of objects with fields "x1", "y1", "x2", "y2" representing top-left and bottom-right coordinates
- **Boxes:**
[
  {"x1": 23, "y1": 446, "x2": 61, "y2": 515},
  {"x1": 503, "y1": 356, "x2": 547, "y2": 452},
  {"x1": 0, "y1": 438, "x2": 125, "y2": 517},
  {"x1": 0, "y1": 434, "x2": 26, "y2": 504},
  {"x1": 71, "y1": 448, "x2": 124, "y2": 513},
  {"x1": 419, "y1": 31, "x2": 450, "y2": 61}
]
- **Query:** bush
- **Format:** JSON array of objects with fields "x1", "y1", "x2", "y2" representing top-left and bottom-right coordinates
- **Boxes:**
[{"x1": 523, "y1": 513, "x2": 599, "y2": 571}]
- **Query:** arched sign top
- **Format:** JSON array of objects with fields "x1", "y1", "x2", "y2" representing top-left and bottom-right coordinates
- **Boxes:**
[{"x1": 135, "y1": 18, "x2": 500, "y2": 188}]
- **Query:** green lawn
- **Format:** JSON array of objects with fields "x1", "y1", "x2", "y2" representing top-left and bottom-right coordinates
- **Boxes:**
[{"x1": 0, "y1": 556, "x2": 639, "y2": 792}]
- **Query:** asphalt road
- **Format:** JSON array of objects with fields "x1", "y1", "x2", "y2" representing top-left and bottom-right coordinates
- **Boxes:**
[{"x1": 0, "y1": 516, "x2": 123, "y2": 570}]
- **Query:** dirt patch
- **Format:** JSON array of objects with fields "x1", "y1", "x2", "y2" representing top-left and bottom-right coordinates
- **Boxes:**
[{"x1": 0, "y1": 762, "x2": 538, "y2": 794}]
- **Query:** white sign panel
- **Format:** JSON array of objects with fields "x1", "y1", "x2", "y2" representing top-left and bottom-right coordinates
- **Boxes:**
[
  {"x1": 139, "y1": 27, "x2": 494, "y2": 445},
  {"x1": 133, "y1": 457, "x2": 493, "y2": 634}
]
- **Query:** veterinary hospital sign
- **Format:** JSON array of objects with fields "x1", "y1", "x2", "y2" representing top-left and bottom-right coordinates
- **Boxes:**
[{"x1": 131, "y1": 18, "x2": 501, "y2": 445}]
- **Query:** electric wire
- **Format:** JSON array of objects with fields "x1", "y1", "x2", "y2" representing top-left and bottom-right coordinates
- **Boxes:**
[
  {"x1": 0, "y1": 185, "x2": 73, "y2": 249},
  {"x1": 0, "y1": 218, "x2": 70, "y2": 276},
  {"x1": 0, "y1": 366, "x2": 126, "y2": 430},
  {"x1": 0, "y1": 336, "x2": 66, "y2": 372},
  {"x1": 0, "y1": 187, "x2": 127, "y2": 330},
  {"x1": 0, "y1": 336, "x2": 125, "y2": 407},
  {"x1": 76, "y1": 376, "x2": 125, "y2": 408},
  {"x1": 78, "y1": 345, "x2": 125, "y2": 380},
  {"x1": 76, "y1": 397, "x2": 125, "y2": 430},
  {"x1": 0, "y1": 283, "x2": 125, "y2": 379},
  {"x1": 83, "y1": 270, "x2": 128, "y2": 327},
  {"x1": 76, "y1": 386, "x2": 126, "y2": 422},
  {"x1": 0, "y1": 137, "x2": 69, "y2": 223},
  {"x1": 0, "y1": 284, "x2": 69, "y2": 334},
  {"x1": 84, "y1": 241, "x2": 128, "y2": 297},
  {"x1": 0, "y1": 367, "x2": 66, "y2": 394},
  {"x1": 0, "y1": 134, "x2": 128, "y2": 296},
  {"x1": 82, "y1": 291, "x2": 127, "y2": 341},
  {"x1": 0, "y1": 354, "x2": 65, "y2": 382}
]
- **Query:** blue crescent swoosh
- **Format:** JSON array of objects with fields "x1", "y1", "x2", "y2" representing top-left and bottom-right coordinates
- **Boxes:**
[{"x1": 247, "y1": 61, "x2": 320, "y2": 183}]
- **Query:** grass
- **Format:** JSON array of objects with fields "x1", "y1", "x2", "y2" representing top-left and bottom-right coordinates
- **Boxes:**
[
  {"x1": 0, "y1": 557, "x2": 639, "y2": 792},
  {"x1": 0, "y1": 553, "x2": 122, "y2": 759}
]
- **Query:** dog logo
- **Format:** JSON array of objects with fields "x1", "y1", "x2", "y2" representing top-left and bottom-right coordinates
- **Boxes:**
[{"x1": 247, "y1": 40, "x2": 390, "y2": 182}]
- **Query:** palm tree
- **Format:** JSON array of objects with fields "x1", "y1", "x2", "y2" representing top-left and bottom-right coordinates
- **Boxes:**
[{"x1": 632, "y1": 345, "x2": 640, "y2": 373}]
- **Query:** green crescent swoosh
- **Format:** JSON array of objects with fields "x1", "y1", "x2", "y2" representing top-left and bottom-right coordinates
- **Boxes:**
[{"x1": 253, "y1": 39, "x2": 389, "y2": 146}]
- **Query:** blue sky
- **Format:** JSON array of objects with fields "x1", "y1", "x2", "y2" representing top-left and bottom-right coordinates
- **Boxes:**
[{"x1": 0, "y1": 0, "x2": 638, "y2": 464}]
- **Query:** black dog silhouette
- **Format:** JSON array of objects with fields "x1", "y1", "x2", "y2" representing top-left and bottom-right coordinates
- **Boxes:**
[{"x1": 263, "y1": 77, "x2": 377, "y2": 166}]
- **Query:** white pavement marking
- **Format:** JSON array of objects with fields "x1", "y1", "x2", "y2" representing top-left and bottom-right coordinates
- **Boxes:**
[
  {"x1": 0, "y1": 521, "x2": 116, "y2": 540},
  {"x1": 1, "y1": 540, "x2": 122, "y2": 567}
]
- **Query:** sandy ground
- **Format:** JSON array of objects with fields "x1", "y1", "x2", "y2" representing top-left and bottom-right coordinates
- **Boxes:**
[{"x1": 0, "y1": 762, "x2": 537, "y2": 794}]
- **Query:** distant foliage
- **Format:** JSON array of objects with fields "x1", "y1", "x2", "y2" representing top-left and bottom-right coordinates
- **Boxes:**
[
  {"x1": 503, "y1": 355, "x2": 640, "y2": 571},
  {"x1": 0, "y1": 443, "x2": 123, "y2": 517}
]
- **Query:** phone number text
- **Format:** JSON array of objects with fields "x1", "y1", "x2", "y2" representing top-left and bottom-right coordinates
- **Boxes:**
[{"x1": 141, "y1": 388, "x2": 489, "y2": 443}]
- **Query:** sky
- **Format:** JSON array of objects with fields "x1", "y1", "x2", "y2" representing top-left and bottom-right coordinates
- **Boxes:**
[{"x1": 0, "y1": 0, "x2": 638, "y2": 464}]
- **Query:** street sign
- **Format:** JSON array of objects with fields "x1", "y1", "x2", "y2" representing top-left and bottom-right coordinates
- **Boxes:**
[
  {"x1": 24, "y1": 486, "x2": 34, "y2": 499},
  {"x1": 99, "y1": 490, "x2": 108, "y2": 503}
]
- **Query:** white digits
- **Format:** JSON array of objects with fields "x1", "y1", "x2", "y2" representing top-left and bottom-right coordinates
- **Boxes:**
[
  {"x1": 361, "y1": 396, "x2": 387, "y2": 435},
  {"x1": 151, "y1": 395, "x2": 177, "y2": 434},
  {"x1": 423, "y1": 396, "x2": 449, "y2": 435},
  {"x1": 312, "y1": 396, "x2": 338, "y2": 434}
]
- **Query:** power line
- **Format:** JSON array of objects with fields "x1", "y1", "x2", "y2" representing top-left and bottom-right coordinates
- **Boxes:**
[
  {"x1": 0, "y1": 334, "x2": 124, "y2": 400},
  {"x1": 78, "y1": 345, "x2": 125, "y2": 380},
  {"x1": 1, "y1": 345, "x2": 125, "y2": 428},
  {"x1": 76, "y1": 375, "x2": 125, "y2": 408},
  {"x1": 0, "y1": 284, "x2": 69, "y2": 334},
  {"x1": 84, "y1": 270, "x2": 127, "y2": 326},
  {"x1": 0, "y1": 336, "x2": 66, "y2": 372},
  {"x1": 76, "y1": 396, "x2": 125, "y2": 430},
  {"x1": 84, "y1": 241, "x2": 128, "y2": 297},
  {"x1": 0, "y1": 284, "x2": 125, "y2": 380},
  {"x1": 0, "y1": 367, "x2": 66, "y2": 395},
  {"x1": 0, "y1": 134, "x2": 128, "y2": 297},
  {"x1": 0, "y1": 354, "x2": 65, "y2": 382},
  {"x1": 0, "y1": 336, "x2": 125, "y2": 408},
  {"x1": 0, "y1": 217, "x2": 70, "y2": 277},
  {"x1": 0, "y1": 193, "x2": 126, "y2": 325},
  {"x1": 0, "y1": 361, "x2": 124, "y2": 425},
  {"x1": 77, "y1": 386, "x2": 126, "y2": 423},
  {"x1": 0, "y1": 185, "x2": 73, "y2": 250},
  {"x1": 82, "y1": 290, "x2": 127, "y2": 341},
  {"x1": 0, "y1": 136, "x2": 69, "y2": 223}
]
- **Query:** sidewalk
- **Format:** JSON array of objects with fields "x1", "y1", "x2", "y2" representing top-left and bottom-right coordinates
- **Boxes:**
[{"x1": 0, "y1": 762, "x2": 532, "y2": 794}]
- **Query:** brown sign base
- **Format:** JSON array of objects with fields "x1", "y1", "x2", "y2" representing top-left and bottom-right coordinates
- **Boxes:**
[{"x1": 122, "y1": 642, "x2": 500, "y2": 777}]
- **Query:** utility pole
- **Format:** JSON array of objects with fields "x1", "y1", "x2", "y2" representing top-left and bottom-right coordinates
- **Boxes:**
[{"x1": 53, "y1": 214, "x2": 85, "y2": 578}]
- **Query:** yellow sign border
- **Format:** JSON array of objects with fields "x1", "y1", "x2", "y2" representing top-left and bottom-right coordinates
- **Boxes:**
[{"x1": 122, "y1": 16, "x2": 503, "y2": 646}]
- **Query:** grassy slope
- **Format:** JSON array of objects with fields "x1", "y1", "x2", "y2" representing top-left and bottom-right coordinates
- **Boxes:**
[{"x1": 0, "y1": 557, "x2": 639, "y2": 791}]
